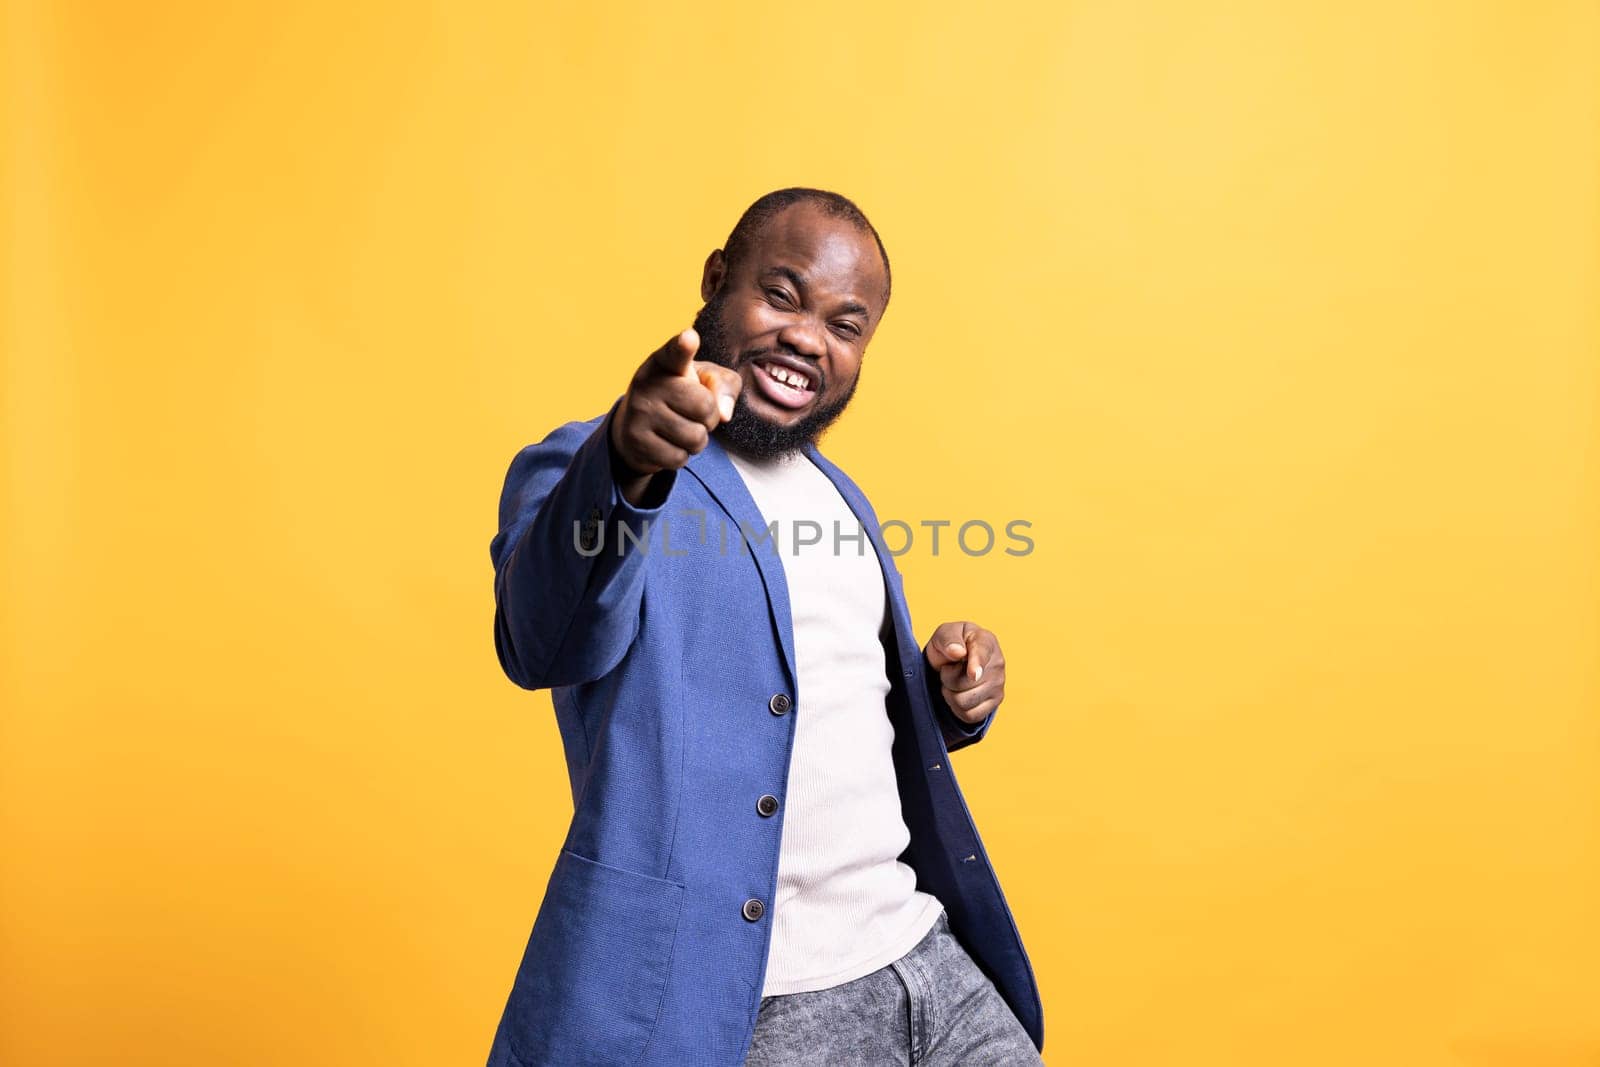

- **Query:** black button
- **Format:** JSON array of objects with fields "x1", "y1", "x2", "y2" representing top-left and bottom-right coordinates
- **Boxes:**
[
  {"x1": 742, "y1": 898, "x2": 766, "y2": 921},
  {"x1": 756, "y1": 794, "x2": 779, "y2": 817},
  {"x1": 768, "y1": 693, "x2": 791, "y2": 715}
]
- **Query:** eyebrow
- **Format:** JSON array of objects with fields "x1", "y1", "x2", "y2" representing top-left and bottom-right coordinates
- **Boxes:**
[{"x1": 760, "y1": 265, "x2": 873, "y2": 322}]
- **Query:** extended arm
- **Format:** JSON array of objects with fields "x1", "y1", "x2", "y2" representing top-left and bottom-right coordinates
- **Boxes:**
[
  {"x1": 490, "y1": 400, "x2": 676, "y2": 690},
  {"x1": 490, "y1": 328, "x2": 742, "y2": 691}
]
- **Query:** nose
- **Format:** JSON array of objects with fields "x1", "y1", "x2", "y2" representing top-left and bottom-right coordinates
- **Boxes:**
[{"x1": 776, "y1": 317, "x2": 827, "y2": 362}]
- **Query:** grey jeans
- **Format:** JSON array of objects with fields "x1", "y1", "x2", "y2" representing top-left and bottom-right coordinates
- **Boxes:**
[{"x1": 744, "y1": 910, "x2": 1045, "y2": 1065}]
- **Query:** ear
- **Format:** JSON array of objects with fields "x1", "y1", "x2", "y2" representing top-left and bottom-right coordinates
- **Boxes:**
[{"x1": 700, "y1": 248, "x2": 726, "y2": 302}]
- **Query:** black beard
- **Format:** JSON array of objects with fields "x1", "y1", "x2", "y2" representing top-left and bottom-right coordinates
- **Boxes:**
[{"x1": 691, "y1": 292, "x2": 860, "y2": 462}]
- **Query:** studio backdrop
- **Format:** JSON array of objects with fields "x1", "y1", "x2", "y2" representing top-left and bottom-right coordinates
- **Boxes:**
[{"x1": 3, "y1": 2, "x2": 1596, "y2": 1065}]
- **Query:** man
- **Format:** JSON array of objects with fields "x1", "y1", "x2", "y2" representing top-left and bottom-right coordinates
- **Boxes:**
[{"x1": 486, "y1": 188, "x2": 1044, "y2": 1066}]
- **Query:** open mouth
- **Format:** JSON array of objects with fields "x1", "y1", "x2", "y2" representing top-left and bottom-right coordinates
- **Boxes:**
[{"x1": 748, "y1": 358, "x2": 818, "y2": 411}]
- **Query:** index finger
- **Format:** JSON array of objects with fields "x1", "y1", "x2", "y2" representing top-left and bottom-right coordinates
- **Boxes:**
[
  {"x1": 646, "y1": 328, "x2": 700, "y2": 379},
  {"x1": 963, "y1": 623, "x2": 989, "y2": 681}
]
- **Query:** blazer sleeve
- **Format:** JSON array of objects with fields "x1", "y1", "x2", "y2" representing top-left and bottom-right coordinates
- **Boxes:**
[
  {"x1": 924, "y1": 655, "x2": 997, "y2": 753},
  {"x1": 490, "y1": 398, "x2": 677, "y2": 690}
]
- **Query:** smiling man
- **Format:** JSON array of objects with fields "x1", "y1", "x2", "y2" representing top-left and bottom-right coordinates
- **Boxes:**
[{"x1": 486, "y1": 188, "x2": 1044, "y2": 1066}]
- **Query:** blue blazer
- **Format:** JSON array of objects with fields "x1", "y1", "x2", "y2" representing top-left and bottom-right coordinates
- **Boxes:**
[{"x1": 485, "y1": 401, "x2": 1044, "y2": 1066}]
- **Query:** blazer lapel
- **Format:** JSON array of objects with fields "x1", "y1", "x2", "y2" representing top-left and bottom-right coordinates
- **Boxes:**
[{"x1": 682, "y1": 434, "x2": 799, "y2": 691}]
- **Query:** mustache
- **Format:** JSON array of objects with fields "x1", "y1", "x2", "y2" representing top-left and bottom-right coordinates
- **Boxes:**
[{"x1": 738, "y1": 348, "x2": 826, "y2": 393}]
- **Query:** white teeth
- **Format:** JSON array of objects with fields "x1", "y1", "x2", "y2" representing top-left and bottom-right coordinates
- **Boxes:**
[{"x1": 764, "y1": 363, "x2": 811, "y2": 391}]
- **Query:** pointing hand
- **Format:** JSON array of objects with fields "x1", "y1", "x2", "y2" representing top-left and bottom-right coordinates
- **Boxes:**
[
  {"x1": 609, "y1": 328, "x2": 743, "y2": 504},
  {"x1": 924, "y1": 621, "x2": 1006, "y2": 725}
]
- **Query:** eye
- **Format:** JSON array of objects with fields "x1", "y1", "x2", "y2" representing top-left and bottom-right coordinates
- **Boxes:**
[
  {"x1": 765, "y1": 287, "x2": 795, "y2": 308},
  {"x1": 831, "y1": 322, "x2": 862, "y2": 339}
]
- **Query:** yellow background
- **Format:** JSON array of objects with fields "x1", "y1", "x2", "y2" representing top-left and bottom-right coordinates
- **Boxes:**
[{"x1": 4, "y1": 2, "x2": 1597, "y2": 1064}]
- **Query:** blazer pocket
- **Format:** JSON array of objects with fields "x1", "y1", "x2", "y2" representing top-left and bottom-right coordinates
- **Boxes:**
[{"x1": 503, "y1": 848, "x2": 686, "y2": 1067}]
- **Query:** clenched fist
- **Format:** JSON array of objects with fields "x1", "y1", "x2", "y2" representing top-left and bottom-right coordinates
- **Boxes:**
[
  {"x1": 610, "y1": 327, "x2": 743, "y2": 506},
  {"x1": 924, "y1": 621, "x2": 1006, "y2": 725}
]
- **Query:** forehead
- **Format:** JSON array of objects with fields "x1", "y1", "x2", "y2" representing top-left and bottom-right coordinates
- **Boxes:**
[{"x1": 738, "y1": 203, "x2": 887, "y2": 311}]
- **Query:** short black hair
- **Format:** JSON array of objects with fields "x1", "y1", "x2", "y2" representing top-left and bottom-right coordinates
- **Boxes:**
[{"x1": 720, "y1": 187, "x2": 892, "y2": 309}]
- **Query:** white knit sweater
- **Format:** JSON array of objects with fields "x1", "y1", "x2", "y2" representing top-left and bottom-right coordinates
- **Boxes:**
[{"x1": 726, "y1": 447, "x2": 945, "y2": 997}]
